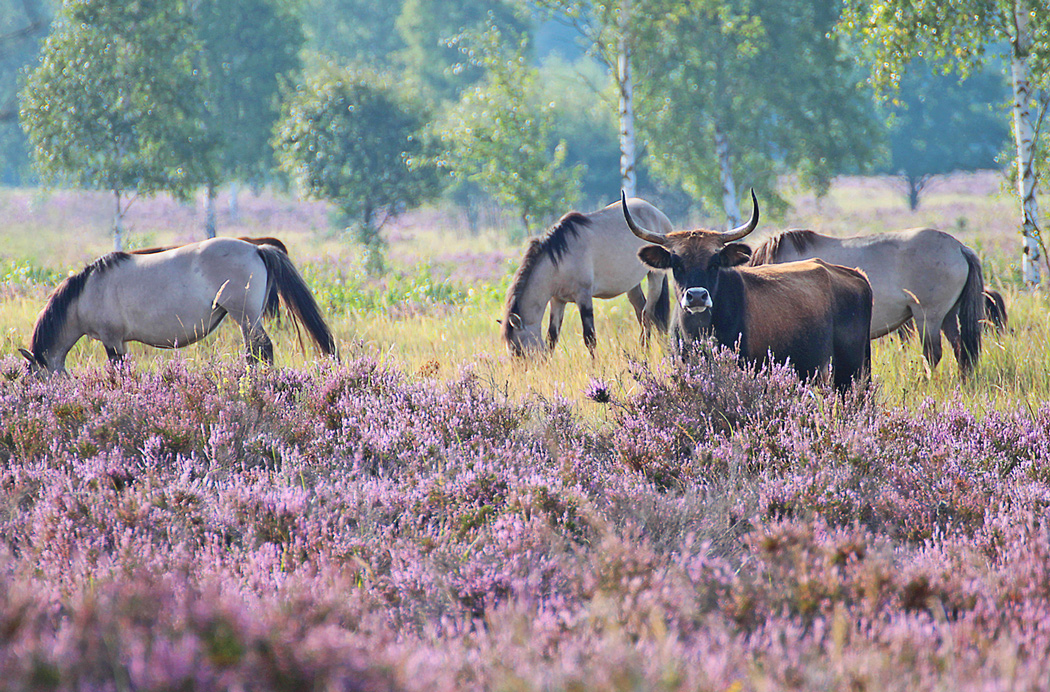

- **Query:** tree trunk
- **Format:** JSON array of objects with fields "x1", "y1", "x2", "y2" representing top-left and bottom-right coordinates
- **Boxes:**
[
  {"x1": 205, "y1": 182, "x2": 217, "y2": 239},
  {"x1": 228, "y1": 180, "x2": 240, "y2": 224},
  {"x1": 714, "y1": 124, "x2": 740, "y2": 227},
  {"x1": 617, "y1": 0, "x2": 637, "y2": 199},
  {"x1": 113, "y1": 189, "x2": 124, "y2": 251},
  {"x1": 1011, "y1": 1, "x2": 1043, "y2": 286}
]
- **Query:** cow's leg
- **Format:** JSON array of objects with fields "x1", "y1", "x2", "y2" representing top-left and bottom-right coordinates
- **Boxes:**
[
  {"x1": 642, "y1": 271, "x2": 668, "y2": 334},
  {"x1": 578, "y1": 295, "x2": 596, "y2": 356},
  {"x1": 547, "y1": 299, "x2": 567, "y2": 351}
]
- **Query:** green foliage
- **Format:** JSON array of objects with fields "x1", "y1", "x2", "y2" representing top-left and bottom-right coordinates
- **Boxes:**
[
  {"x1": 435, "y1": 25, "x2": 582, "y2": 234},
  {"x1": 20, "y1": 0, "x2": 213, "y2": 200},
  {"x1": 877, "y1": 62, "x2": 1009, "y2": 209},
  {"x1": 635, "y1": 0, "x2": 878, "y2": 212},
  {"x1": 839, "y1": 0, "x2": 1050, "y2": 94},
  {"x1": 0, "y1": 0, "x2": 49, "y2": 183},
  {"x1": 298, "y1": 0, "x2": 405, "y2": 68},
  {"x1": 196, "y1": 0, "x2": 305, "y2": 187},
  {"x1": 540, "y1": 54, "x2": 623, "y2": 208},
  {"x1": 273, "y1": 59, "x2": 440, "y2": 273},
  {"x1": 396, "y1": 0, "x2": 526, "y2": 101},
  {"x1": 302, "y1": 261, "x2": 469, "y2": 315}
]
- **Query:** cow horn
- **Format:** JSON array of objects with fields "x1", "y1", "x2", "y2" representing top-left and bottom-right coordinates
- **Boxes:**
[
  {"x1": 721, "y1": 189, "x2": 760, "y2": 241},
  {"x1": 621, "y1": 190, "x2": 669, "y2": 246}
]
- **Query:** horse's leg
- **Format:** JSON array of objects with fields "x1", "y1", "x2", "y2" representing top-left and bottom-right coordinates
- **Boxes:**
[
  {"x1": 578, "y1": 294, "x2": 596, "y2": 356},
  {"x1": 224, "y1": 304, "x2": 273, "y2": 366},
  {"x1": 940, "y1": 304, "x2": 971, "y2": 373},
  {"x1": 917, "y1": 315, "x2": 943, "y2": 371},
  {"x1": 626, "y1": 284, "x2": 646, "y2": 344},
  {"x1": 547, "y1": 299, "x2": 567, "y2": 351},
  {"x1": 104, "y1": 344, "x2": 126, "y2": 363}
]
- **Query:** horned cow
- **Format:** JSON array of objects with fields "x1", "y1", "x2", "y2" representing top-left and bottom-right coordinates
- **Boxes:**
[{"x1": 622, "y1": 190, "x2": 873, "y2": 393}]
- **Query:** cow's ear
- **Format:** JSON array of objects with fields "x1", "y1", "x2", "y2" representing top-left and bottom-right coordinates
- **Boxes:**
[
  {"x1": 638, "y1": 245, "x2": 672, "y2": 270},
  {"x1": 719, "y1": 243, "x2": 752, "y2": 267}
]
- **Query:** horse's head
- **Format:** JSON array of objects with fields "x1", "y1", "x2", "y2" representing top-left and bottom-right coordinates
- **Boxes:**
[
  {"x1": 499, "y1": 312, "x2": 546, "y2": 358},
  {"x1": 19, "y1": 348, "x2": 64, "y2": 378}
]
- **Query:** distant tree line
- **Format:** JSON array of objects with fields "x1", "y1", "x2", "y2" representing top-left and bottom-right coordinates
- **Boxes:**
[{"x1": 5, "y1": 0, "x2": 1045, "y2": 279}]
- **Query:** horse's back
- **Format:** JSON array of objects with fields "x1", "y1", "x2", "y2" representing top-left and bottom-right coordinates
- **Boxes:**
[
  {"x1": 760, "y1": 228, "x2": 972, "y2": 337},
  {"x1": 81, "y1": 238, "x2": 270, "y2": 347},
  {"x1": 585, "y1": 198, "x2": 672, "y2": 298}
]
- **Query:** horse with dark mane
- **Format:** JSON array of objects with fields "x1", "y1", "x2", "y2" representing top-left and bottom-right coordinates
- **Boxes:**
[
  {"x1": 501, "y1": 197, "x2": 672, "y2": 356},
  {"x1": 20, "y1": 237, "x2": 335, "y2": 375},
  {"x1": 748, "y1": 228, "x2": 985, "y2": 375}
]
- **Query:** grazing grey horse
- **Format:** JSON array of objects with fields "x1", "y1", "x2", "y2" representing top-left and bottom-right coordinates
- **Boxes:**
[
  {"x1": 501, "y1": 197, "x2": 672, "y2": 356},
  {"x1": 749, "y1": 228, "x2": 985, "y2": 374},
  {"x1": 20, "y1": 237, "x2": 335, "y2": 375}
]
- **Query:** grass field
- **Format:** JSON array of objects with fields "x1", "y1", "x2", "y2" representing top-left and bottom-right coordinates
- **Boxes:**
[{"x1": 4, "y1": 173, "x2": 1050, "y2": 690}]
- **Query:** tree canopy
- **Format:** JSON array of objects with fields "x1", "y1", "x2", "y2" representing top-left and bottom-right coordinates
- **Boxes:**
[
  {"x1": 840, "y1": 0, "x2": 1050, "y2": 283},
  {"x1": 435, "y1": 25, "x2": 582, "y2": 235},
  {"x1": 20, "y1": 0, "x2": 212, "y2": 249},
  {"x1": 273, "y1": 59, "x2": 440, "y2": 272},
  {"x1": 877, "y1": 63, "x2": 1009, "y2": 210},
  {"x1": 634, "y1": 0, "x2": 878, "y2": 222}
]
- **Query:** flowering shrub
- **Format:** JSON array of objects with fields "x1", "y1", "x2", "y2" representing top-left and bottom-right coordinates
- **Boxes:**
[{"x1": 1, "y1": 348, "x2": 1050, "y2": 690}]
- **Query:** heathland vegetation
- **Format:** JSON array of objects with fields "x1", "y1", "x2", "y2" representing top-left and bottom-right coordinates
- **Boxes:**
[
  {"x1": 3, "y1": 173, "x2": 1050, "y2": 689},
  {"x1": 3, "y1": 0, "x2": 1050, "y2": 689}
]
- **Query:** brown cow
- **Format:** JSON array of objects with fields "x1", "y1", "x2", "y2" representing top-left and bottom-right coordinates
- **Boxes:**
[{"x1": 622, "y1": 190, "x2": 873, "y2": 393}]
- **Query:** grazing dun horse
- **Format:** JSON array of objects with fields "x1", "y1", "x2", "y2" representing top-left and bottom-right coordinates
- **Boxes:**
[
  {"x1": 501, "y1": 197, "x2": 672, "y2": 356},
  {"x1": 748, "y1": 228, "x2": 985, "y2": 375},
  {"x1": 20, "y1": 237, "x2": 335, "y2": 375}
]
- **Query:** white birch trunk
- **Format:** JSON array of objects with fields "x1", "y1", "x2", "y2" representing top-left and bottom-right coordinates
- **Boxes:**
[
  {"x1": 1011, "y1": 2, "x2": 1042, "y2": 285},
  {"x1": 714, "y1": 124, "x2": 740, "y2": 227},
  {"x1": 229, "y1": 181, "x2": 240, "y2": 224},
  {"x1": 205, "y1": 183, "x2": 217, "y2": 239},
  {"x1": 113, "y1": 189, "x2": 124, "y2": 251},
  {"x1": 617, "y1": 1, "x2": 636, "y2": 199}
]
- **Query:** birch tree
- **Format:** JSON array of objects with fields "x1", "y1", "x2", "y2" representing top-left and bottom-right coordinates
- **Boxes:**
[
  {"x1": 529, "y1": 0, "x2": 639, "y2": 197},
  {"x1": 20, "y1": 0, "x2": 212, "y2": 250},
  {"x1": 841, "y1": 0, "x2": 1050, "y2": 285},
  {"x1": 633, "y1": 0, "x2": 876, "y2": 224}
]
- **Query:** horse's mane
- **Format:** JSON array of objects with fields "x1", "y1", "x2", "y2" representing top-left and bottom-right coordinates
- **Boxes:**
[
  {"x1": 502, "y1": 212, "x2": 591, "y2": 320},
  {"x1": 748, "y1": 229, "x2": 820, "y2": 265},
  {"x1": 29, "y1": 252, "x2": 132, "y2": 358}
]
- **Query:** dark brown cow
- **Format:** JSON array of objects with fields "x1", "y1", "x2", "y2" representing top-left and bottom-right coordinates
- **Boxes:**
[{"x1": 622, "y1": 190, "x2": 873, "y2": 393}]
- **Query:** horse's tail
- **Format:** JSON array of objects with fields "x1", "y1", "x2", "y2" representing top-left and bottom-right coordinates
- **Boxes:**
[
  {"x1": 983, "y1": 288, "x2": 1008, "y2": 332},
  {"x1": 256, "y1": 246, "x2": 337, "y2": 357},
  {"x1": 650, "y1": 275, "x2": 670, "y2": 333},
  {"x1": 955, "y1": 246, "x2": 985, "y2": 374}
]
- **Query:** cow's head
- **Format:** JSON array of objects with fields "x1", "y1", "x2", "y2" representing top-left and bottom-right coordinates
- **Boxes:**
[{"x1": 622, "y1": 189, "x2": 759, "y2": 327}]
